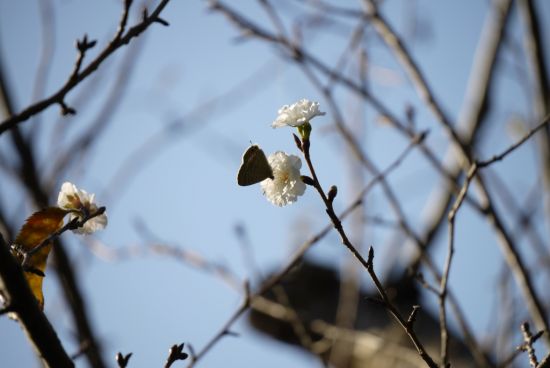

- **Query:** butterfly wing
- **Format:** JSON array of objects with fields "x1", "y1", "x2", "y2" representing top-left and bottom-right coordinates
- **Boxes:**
[{"x1": 237, "y1": 145, "x2": 274, "y2": 186}]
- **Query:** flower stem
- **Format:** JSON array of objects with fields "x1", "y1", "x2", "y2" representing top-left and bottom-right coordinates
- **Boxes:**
[{"x1": 301, "y1": 138, "x2": 367, "y2": 268}]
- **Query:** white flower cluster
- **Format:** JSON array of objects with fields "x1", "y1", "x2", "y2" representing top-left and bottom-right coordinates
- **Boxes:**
[
  {"x1": 261, "y1": 151, "x2": 306, "y2": 207},
  {"x1": 239, "y1": 98, "x2": 324, "y2": 207},
  {"x1": 57, "y1": 182, "x2": 108, "y2": 234},
  {"x1": 271, "y1": 98, "x2": 325, "y2": 128}
]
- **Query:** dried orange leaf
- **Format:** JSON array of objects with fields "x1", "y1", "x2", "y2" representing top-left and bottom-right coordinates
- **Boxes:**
[{"x1": 12, "y1": 207, "x2": 68, "y2": 309}]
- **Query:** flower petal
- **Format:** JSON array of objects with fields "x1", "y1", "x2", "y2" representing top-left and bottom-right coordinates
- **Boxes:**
[
  {"x1": 57, "y1": 182, "x2": 107, "y2": 234},
  {"x1": 261, "y1": 151, "x2": 306, "y2": 206},
  {"x1": 271, "y1": 99, "x2": 325, "y2": 128}
]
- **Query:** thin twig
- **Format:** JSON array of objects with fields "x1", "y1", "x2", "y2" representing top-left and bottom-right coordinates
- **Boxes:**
[
  {"x1": 517, "y1": 0, "x2": 550, "y2": 233},
  {"x1": 520, "y1": 322, "x2": 543, "y2": 367},
  {"x1": 365, "y1": 247, "x2": 438, "y2": 368},
  {"x1": 439, "y1": 163, "x2": 477, "y2": 366},
  {"x1": 477, "y1": 114, "x2": 550, "y2": 168},
  {"x1": 48, "y1": 33, "x2": 145, "y2": 183},
  {"x1": 361, "y1": 0, "x2": 467, "y2": 154},
  {"x1": 0, "y1": 0, "x2": 171, "y2": 135}
]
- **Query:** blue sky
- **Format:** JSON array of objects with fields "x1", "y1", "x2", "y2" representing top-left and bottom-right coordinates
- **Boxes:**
[{"x1": 1, "y1": 0, "x2": 549, "y2": 367}]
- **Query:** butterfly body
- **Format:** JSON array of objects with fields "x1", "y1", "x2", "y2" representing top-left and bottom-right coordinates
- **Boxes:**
[{"x1": 237, "y1": 145, "x2": 274, "y2": 186}]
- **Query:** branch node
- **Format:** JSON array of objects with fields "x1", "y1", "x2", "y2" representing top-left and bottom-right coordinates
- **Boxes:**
[
  {"x1": 519, "y1": 322, "x2": 542, "y2": 367},
  {"x1": 407, "y1": 305, "x2": 421, "y2": 327},
  {"x1": 327, "y1": 185, "x2": 338, "y2": 203},
  {"x1": 60, "y1": 101, "x2": 77, "y2": 116},
  {"x1": 153, "y1": 17, "x2": 170, "y2": 26},
  {"x1": 223, "y1": 330, "x2": 240, "y2": 338},
  {"x1": 300, "y1": 175, "x2": 315, "y2": 186},
  {"x1": 164, "y1": 343, "x2": 188, "y2": 368},
  {"x1": 367, "y1": 246, "x2": 374, "y2": 269},
  {"x1": 115, "y1": 352, "x2": 132, "y2": 368},
  {"x1": 413, "y1": 129, "x2": 429, "y2": 144},
  {"x1": 76, "y1": 34, "x2": 97, "y2": 53}
]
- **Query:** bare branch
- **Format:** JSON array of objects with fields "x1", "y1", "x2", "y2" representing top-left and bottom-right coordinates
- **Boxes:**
[
  {"x1": 519, "y1": 322, "x2": 543, "y2": 367},
  {"x1": 366, "y1": 247, "x2": 438, "y2": 368},
  {"x1": 0, "y1": 0, "x2": 172, "y2": 135},
  {"x1": 0, "y1": 235, "x2": 74, "y2": 368},
  {"x1": 298, "y1": 131, "x2": 438, "y2": 367},
  {"x1": 439, "y1": 163, "x2": 477, "y2": 365},
  {"x1": 477, "y1": 114, "x2": 550, "y2": 168}
]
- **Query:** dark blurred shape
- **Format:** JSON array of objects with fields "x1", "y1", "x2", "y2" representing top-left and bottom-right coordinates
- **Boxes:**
[{"x1": 249, "y1": 260, "x2": 480, "y2": 368}]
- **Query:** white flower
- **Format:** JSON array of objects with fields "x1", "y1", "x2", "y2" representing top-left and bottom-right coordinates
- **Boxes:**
[
  {"x1": 57, "y1": 182, "x2": 107, "y2": 234},
  {"x1": 261, "y1": 152, "x2": 306, "y2": 206},
  {"x1": 271, "y1": 99, "x2": 325, "y2": 128}
]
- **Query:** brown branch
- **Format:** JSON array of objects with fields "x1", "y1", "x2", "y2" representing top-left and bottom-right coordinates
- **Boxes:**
[
  {"x1": 365, "y1": 248, "x2": 438, "y2": 368},
  {"x1": 361, "y1": 0, "x2": 469, "y2": 155},
  {"x1": 28, "y1": 0, "x2": 56, "y2": 141},
  {"x1": 439, "y1": 163, "x2": 477, "y2": 366},
  {"x1": 477, "y1": 114, "x2": 550, "y2": 168},
  {"x1": 0, "y1": 235, "x2": 74, "y2": 368},
  {"x1": 233, "y1": 202, "x2": 318, "y2": 354},
  {"x1": 517, "y1": 0, "x2": 550, "y2": 221},
  {"x1": 520, "y1": 322, "x2": 543, "y2": 367},
  {"x1": 409, "y1": 0, "x2": 514, "y2": 310},
  {"x1": 300, "y1": 135, "x2": 438, "y2": 368},
  {"x1": 489, "y1": 172, "x2": 550, "y2": 269},
  {"x1": 51, "y1": 241, "x2": 106, "y2": 368},
  {"x1": 0, "y1": 0, "x2": 172, "y2": 136},
  {"x1": 48, "y1": 34, "x2": 145, "y2": 182}
]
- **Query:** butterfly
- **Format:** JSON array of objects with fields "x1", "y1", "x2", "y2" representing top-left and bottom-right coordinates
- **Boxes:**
[{"x1": 237, "y1": 145, "x2": 274, "y2": 186}]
